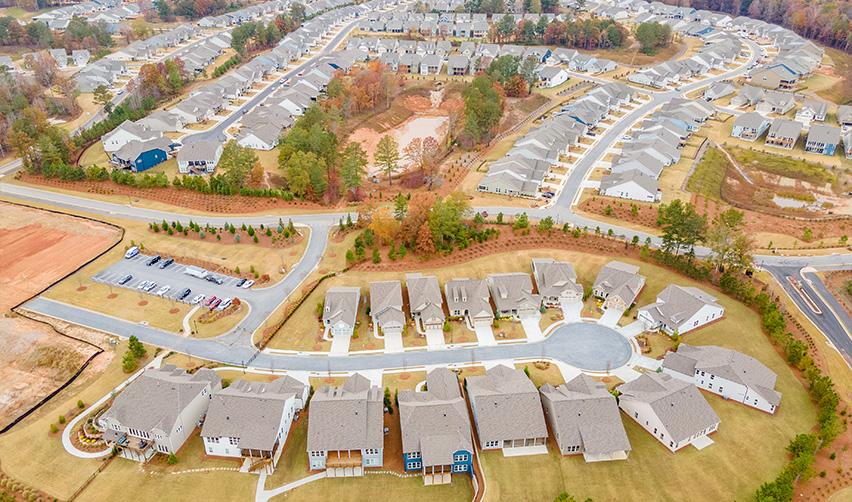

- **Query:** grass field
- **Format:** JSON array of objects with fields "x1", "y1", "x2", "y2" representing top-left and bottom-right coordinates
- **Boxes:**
[
  {"x1": 686, "y1": 145, "x2": 729, "y2": 200},
  {"x1": 277, "y1": 473, "x2": 473, "y2": 501},
  {"x1": 727, "y1": 146, "x2": 837, "y2": 186},
  {"x1": 0, "y1": 341, "x2": 148, "y2": 500}
]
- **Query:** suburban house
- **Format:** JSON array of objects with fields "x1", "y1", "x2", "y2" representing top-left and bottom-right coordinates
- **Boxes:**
[
  {"x1": 804, "y1": 124, "x2": 841, "y2": 156},
  {"x1": 445, "y1": 278, "x2": 494, "y2": 327},
  {"x1": 111, "y1": 138, "x2": 175, "y2": 172},
  {"x1": 755, "y1": 90, "x2": 795, "y2": 115},
  {"x1": 447, "y1": 55, "x2": 469, "y2": 75},
  {"x1": 638, "y1": 285, "x2": 725, "y2": 335},
  {"x1": 839, "y1": 105, "x2": 852, "y2": 130},
  {"x1": 765, "y1": 118, "x2": 803, "y2": 150},
  {"x1": 540, "y1": 374, "x2": 631, "y2": 462},
  {"x1": 177, "y1": 140, "x2": 223, "y2": 174},
  {"x1": 102, "y1": 120, "x2": 162, "y2": 153},
  {"x1": 99, "y1": 365, "x2": 222, "y2": 462},
  {"x1": 730, "y1": 85, "x2": 765, "y2": 108},
  {"x1": 730, "y1": 112, "x2": 770, "y2": 141},
  {"x1": 486, "y1": 273, "x2": 542, "y2": 319},
  {"x1": 531, "y1": 258, "x2": 583, "y2": 308},
  {"x1": 322, "y1": 287, "x2": 360, "y2": 338},
  {"x1": 844, "y1": 129, "x2": 852, "y2": 159},
  {"x1": 795, "y1": 99, "x2": 828, "y2": 127},
  {"x1": 406, "y1": 273, "x2": 445, "y2": 333},
  {"x1": 592, "y1": 261, "x2": 646, "y2": 311},
  {"x1": 466, "y1": 365, "x2": 548, "y2": 454},
  {"x1": 750, "y1": 65, "x2": 799, "y2": 90},
  {"x1": 703, "y1": 82, "x2": 734, "y2": 101},
  {"x1": 538, "y1": 66, "x2": 569, "y2": 88},
  {"x1": 369, "y1": 281, "x2": 405, "y2": 338},
  {"x1": 663, "y1": 344, "x2": 782, "y2": 414},
  {"x1": 618, "y1": 372, "x2": 720, "y2": 452},
  {"x1": 307, "y1": 374, "x2": 384, "y2": 476},
  {"x1": 398, "y1": 368, "x2": 474, "y2": 484},
  {"x1": 201, "y1": 376, "x2": 309, "y2": 473},
  {"x1": 599, "y1": 170, "x2": 661, "y2": 203}
]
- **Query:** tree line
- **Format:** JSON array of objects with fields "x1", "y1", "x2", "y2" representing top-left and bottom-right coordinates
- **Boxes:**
[
  {"x1": 489, "y1": 15, "x2": 627, "y2": 49},
  {"x1": 0, "y1": 15, "x2": 114, "y2": 53}
]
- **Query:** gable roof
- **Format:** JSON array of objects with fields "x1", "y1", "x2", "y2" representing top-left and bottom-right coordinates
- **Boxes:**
[
  {"x1": 532, "y1": 258, "x2": 583, "y2": 299},
  {"x1": 466, "y1": 365, "x2": 548, "y2": 443},
  {"x1": 639, "y1": 285, "x2": 722, "y2": 328},
  {"x1": 306, "y1": 374, "x2": 384, "y2": 452},
  {"x1": 405, "y1": 273, "x2": 445, "y2": 324},
  {"x1": 322, "y1": 286, "x2": 360, "y2": 328}
]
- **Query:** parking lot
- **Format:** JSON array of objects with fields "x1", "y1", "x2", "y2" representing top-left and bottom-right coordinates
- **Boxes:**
[{"x1": 92, "y1": 252, "x2": 254, "y2": 310}]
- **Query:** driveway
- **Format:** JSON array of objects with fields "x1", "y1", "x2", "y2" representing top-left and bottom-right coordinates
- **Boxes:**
[
  {"x1": 520, "y1": 315, "x2": 543, "y2": 341},
  {"x1": 384, "y1": 332, "x2": 404, "y2": 353},
  {"x1": 618, "y1": 320, "x2": 645, "y2": 338},
  {"x1": 599, "y1": 308, "x2": 624, "y2": 327},
  {"x1": 425, "y1": 328, "x2": 446, "y2": 350},
  {"x1": 474, "y1": 324, "x2": 497, "y2": 346},
  {"x1": 330, "y1": 333, "x2": 351, "y2": 356},
  {"x1": 560, "y1": 301, "x2": 582, "y2": 323}
]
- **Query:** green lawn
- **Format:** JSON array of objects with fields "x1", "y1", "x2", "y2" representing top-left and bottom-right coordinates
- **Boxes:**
[
  {"x1": 727, "y1": 146, "x2": 836, "y2": 186},
  {"x1": 274, "y1": 474, "x2": 472, "y2": 501},
  {"x1": 686, "y1": 146, "x2": 728, "y2": 200}
]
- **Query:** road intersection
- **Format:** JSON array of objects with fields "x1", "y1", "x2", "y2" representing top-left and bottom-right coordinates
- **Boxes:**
[{"x1": 1, "y1": 30, "x2": 849, "y2": 372}]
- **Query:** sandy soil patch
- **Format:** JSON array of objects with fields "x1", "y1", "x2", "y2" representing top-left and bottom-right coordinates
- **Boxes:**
[{"x1": 0, "y1": 202, "x2": 121, "y2": 311}]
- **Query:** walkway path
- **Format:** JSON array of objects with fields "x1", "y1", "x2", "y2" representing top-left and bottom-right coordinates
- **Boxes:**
[
  {"x1": 61, "y1": 354, "x2": 165, "y2": 459},
  {"x1": 255, "y1": 471, "x2": 326, "y2": 502}
]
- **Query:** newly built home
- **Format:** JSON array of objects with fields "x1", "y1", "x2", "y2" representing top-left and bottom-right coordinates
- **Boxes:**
[
  {"x1": 177, "y1": 140, "x2": 223, "y2": 174},
  {"x1": 369, "y1": 281, "x2": 405, "y2": 337},
  {"x1": 406, "y1": 273, "x2": 445, "y2": 333},
  {"x1": 466, "y1": 365, "x2": 548, "y2": 454},
  {"x1": 592, "y1": 261, "x2": 646, "y2": 311},
  {"x1": 618, "y1": 373, "x2": 720, "y2": 452},
  {"x1": 111, "y1": 138, "x2": 174, "y2": 172},
  {"x1": 531, "y1": 258, "x2": 583, "y2": 308},
  {"x1": 730, "y1": 112, "x2": 770, "y2": 141},
  {"x1": 307, "y1": 374, "x2": 384, "y2": 476},
  {"x1": 540, "y1": 374, "x2": 631, "y2": 462},
  {"x1": 322, "y1": 287, "x2": 361, "y2": 338},
  {"x1": 445, "y1": 278, "x2": 494, "y2": 327},
  {"x1": 638, "y1": 285, "x2": 724, "y2": 335},
  {"x1": 102, "y1": 120, "x2": 162, "y2": 153},
  {"x1": 663, "y1": 344, "x2": 782, "y2": 413},
  {"x1": 765, "y1": 118, "x2": 803, "y2": 150},
  {"x1": 486, "y1": 273, "x2": 542, "y2": 319},
  {"x1": 599, "y1": 170, "x2": 661, "y2": 203},
  {"x1": 100, "y1": 365, "x2": 222, "y2": 462},
  {"x1": 201, "y1": 377, "x2": 309, "y2": 473},
  {"x1": 804, "y1": 124, "x2": 841, "y2": 156},
  {"x1": 398, "y1": 368, "x2": 474, "y2": 484}
]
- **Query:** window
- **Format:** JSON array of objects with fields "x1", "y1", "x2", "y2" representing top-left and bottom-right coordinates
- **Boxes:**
[
  {"x1": 710, "y1": 374, "x2": 715, "y2": 380},
  {"x1": 229, "y1": 437, "x2": 239, "y2": 446},
  {"x1": 406, "y1": 461, "x2": 422, "y2": 470},
  {"x1": 454, "y1": 454, "x2": 469, "y2": 462},
  {"x1": 409, "y1": 451, "x2": 421, "y2": 459},
  {"x1": 718, "y1": 387, "x2": 723, "y2": 393},
  {"x1": 453, "y1": 464, "x2": 467, "y2": 473}
]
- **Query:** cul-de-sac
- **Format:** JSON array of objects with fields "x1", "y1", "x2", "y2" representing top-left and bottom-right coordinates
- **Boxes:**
[{"x1": 0, "y1": 0, "x2": 849, "y2": 500}]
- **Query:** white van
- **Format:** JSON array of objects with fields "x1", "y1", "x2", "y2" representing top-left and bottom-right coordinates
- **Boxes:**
[{"x1": 125, "y1": 246, "x2": 139, "y2": 259}]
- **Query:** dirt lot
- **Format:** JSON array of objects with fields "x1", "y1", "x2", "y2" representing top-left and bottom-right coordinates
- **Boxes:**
[
  {"x1": 0, "y1": 203, "x2": 118, "y2": 430},
  {"x1": 0, "y1": 202, "x2": 121, "y2": 310},
  {"x1": 822, "y1": 270, "x2": 852, "y2": 317}
]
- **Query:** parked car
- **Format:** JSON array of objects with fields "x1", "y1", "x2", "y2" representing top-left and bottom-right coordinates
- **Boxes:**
[
  {"x1": 177, "y1": 288, "x2": 191, "y2": 301},
  {"x1": 205, "y1": 275, "x2": 224, "y2": 285},
  {"x1": 155, "y1": 285, "x2": 171, "y2": 296},
  {"x1": 159, "y1": 257, "x2": 174, "y2": 269},
  {"x1": 216, "y1": 298, "x2": 232, "y2": 311},
  {"x1": 241, "y1": 280, "x2": 254, "y2": 289},
  {"x1": 236, "y1": 278, "x2": 247, "y2": 287},
  {"x1": 209, "y1": 298, "x2": 222, "y2": 310},
  {"x1": 145, "y1": 255, "x2": 161, "y2": 266},
  {"x1": 190, "y1": 294, "x2": 206, "y2": 305},
  {"x1": 204, "y1": 295, "x2": 217, "y2": 307},
  {"x1": 144, "y1": 282, "x2": 157, "y2": 292},
  {"x1": 541, "y1": 191, "x2": 555, "y2": 199},
  {"x1": 136, "y1": 280, "x2": 151, "y2": 290},
  {"x1": 124, "y1": 246, "x2": 139, "y2": 259},
  {"x1": 117, "y1": 274, "x2": 133, "y2": 285}
]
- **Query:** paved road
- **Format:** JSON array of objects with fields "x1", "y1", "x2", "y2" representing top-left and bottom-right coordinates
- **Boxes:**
[
  {"x1": 181, "y1": 14, "x2": 368, "y2": 145},
  {"x1": 763, "y1": 264, "x2": 852, "y2": 366}
]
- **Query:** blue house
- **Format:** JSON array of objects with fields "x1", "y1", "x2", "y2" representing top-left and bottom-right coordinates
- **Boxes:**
[
  {"x1": 804, "y1": 125, "x2": 841, "y2": 156},
  {"x1": 111, "y1": 138, "x2": 175, "y2": 172},
  {"x1": 398, "y1": 368, "x2": 474, "y2": 483}
]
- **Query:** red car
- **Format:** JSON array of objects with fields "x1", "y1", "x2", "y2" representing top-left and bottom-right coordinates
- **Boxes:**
[
  {"x1": 209, "y1": 298, "x2": 222, "y2": 310},
  {"x1": 204, "y1": 295, "x2": 217, "y2": 307}
]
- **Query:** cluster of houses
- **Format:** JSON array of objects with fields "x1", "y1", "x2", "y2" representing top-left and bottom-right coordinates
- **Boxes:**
[
  {"x1": 600, "y1": 98, "x2": 715, "y2": 203},
  {"x1": 31, "y1": 0, "x2": 140, "y2": 32},
  {"x1": 99, "y1": 340, "x2": 781, "y2": 480},
  {"x1": 545, "y1": 48, "x2": 617, "y2": 76},
  {"x1": 627, "y1": 34, "x2": 743, "y2": 89},
  {"x1": 729, "y1": 86, "x2": 849, "y2": 157},
  {"x1": 477, "y1": 82, "x2": 634, "y2": 199},
  {"x1": 359, "y1": 11, "x2": 557, "y2": 39}
]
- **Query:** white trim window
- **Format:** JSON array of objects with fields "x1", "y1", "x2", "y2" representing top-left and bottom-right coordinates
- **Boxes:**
[
  {"x1": 406, "y1": 461, "x2": 422, "y2": 470},
  {"x1": 454, "y1": 453, "x2": 469, "y2": 462}
]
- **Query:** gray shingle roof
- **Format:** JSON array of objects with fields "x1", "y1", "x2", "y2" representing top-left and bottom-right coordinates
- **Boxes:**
[
  {"x1": 540, "y1": 375, "x2": 631, "y2": 456},
  {"x1": 486, "y1": 273, "x2": 541, "y2": 314},
  {"x1": 323, "y1": 286, "x2": 360, "y2": 329},
  {"x1": 466, "y1": 365, "x2": 548, "y2": 443},
  {"x1": 369, "y1": 280, "x2": 405, "y2": 331},
  {"x1": 445, "y1": 278, "x2": 493, "y2": 320},
  {"x1": 405, "y1": 273, "x2": 445, "y2": 324},
  {"x1": 306, "y1": 374, "x2": 384, "y2": 452},
  {"x1": 639, "y1": 285, "x2": 721, "y2": 328},
  {"x1": 593, "y1": 261, "x2": 645, "y2": 306},
  {"x1": 201, "y1": 376, "x2": 307, "y2": 451},
  {"x1": 101, "y1": 365, "x2": 220, "y2": 433},
  {"x1": 619, "y1": 372, "x2": 720, "y2": 443},
  {"x1": 532, "y1": 258, "x2": 583, "y2": 300},
  {"x1": 398, "y1": 369, "x2": 472, "y2": 467},
  {"x1": 663, "y1": 344, "x2": 781, "y2": 405}
]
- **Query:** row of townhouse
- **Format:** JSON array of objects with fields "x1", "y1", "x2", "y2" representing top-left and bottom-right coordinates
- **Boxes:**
[
  {"x1": 545, "y1": 47, "x2": 617, "y2": 75},
  {"x1": 599, "y1": 98, "x2": 714, "y2": 202},
  {"x1": 359, "y1": 11, "x2": 558, "y2": 38},
  {"x1": 732, "y1": 112, "x2": 845, "y2": 155},
  {"x1": 32, "y1": 0, "x2": 137, "y2": 32},
  {"x1": 100, "y1": 364, "x2": 310, "y2": 474},
  {"x1": 477, "y1": 115, "x2": 587, "y2": 198},
  {"x1": 628, "y1": 34, "x2": 742, "y2": 89},
  {"x1": 372, "y1": 41, "x2": 554, "y2": 76}
]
